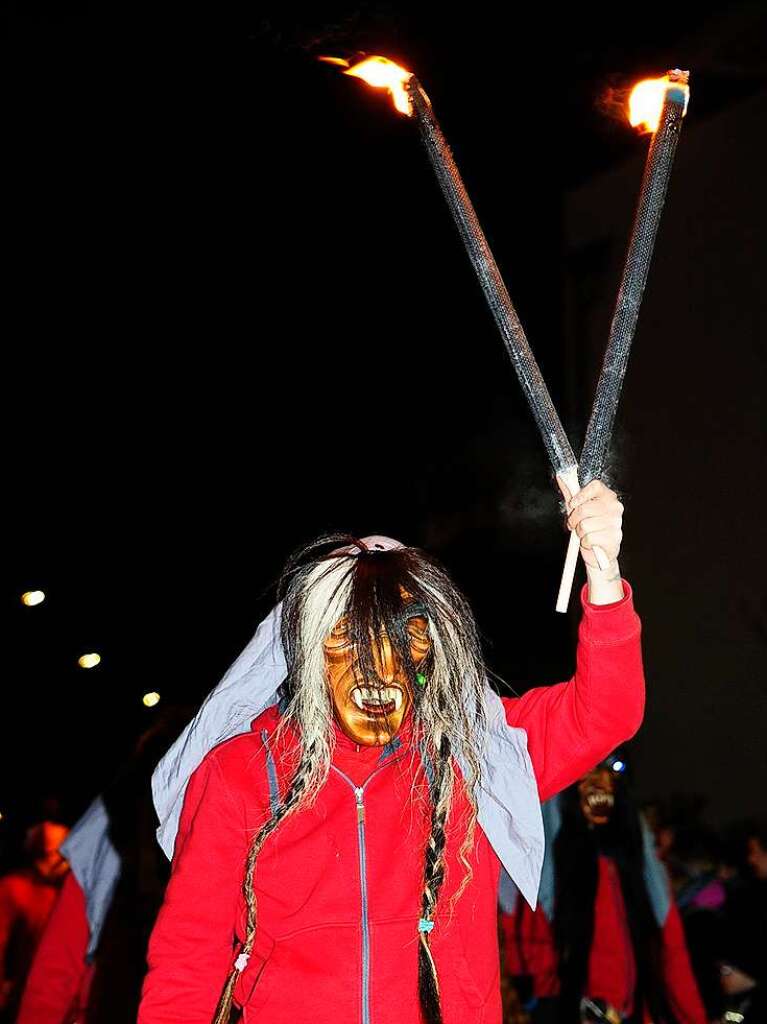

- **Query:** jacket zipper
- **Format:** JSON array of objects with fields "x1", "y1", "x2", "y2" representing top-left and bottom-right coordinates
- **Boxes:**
[
  {"x1": 331, "y1": 758, "x2": 403, "y2": 1024},
  {"x1": 355, "y1": 785, "x2": 370, "y2": 1024}
]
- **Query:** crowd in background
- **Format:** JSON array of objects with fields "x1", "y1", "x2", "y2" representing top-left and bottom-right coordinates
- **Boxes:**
[{"x1": 646, "y1": 807, "x2": 767, "y2": 1023}]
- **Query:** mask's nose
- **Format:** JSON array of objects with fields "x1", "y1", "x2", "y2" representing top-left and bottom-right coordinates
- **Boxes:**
[{"x1": 371, "y1": 633, "x2": 399, "y2": 684}]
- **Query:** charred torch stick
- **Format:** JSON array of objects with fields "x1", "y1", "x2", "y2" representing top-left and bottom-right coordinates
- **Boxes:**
[
  {"x1": 556, "y1": 70, "x2": 691, "y2": 613},
  {"x1": 323, "y1": 55, "x2": 579, "y2": 536}
]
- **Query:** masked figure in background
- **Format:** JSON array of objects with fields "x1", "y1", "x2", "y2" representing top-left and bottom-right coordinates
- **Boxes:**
[
  {"x1": 139, "y1": 480, "x2": 645, "y2": 1024},
  {"x1": 500, "y1": 756, "x2": 707, "y2": 1024},
  {"x1": 0, "y1": 819, "x2": 69, "y2": 1022}
]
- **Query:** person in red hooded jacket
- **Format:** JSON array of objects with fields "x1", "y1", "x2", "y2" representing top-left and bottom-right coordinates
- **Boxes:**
[
  {"x1": 500, "y1": 758, "x2": 707, "y2": 1024},
  {"x1": 139, "y1": 480, "x2": 645, "y2": 1024}
]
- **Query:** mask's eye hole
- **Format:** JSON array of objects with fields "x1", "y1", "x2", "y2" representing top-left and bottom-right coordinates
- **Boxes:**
[{"x1": 324, "y1": 618, "x2": 353, "y2": 652}]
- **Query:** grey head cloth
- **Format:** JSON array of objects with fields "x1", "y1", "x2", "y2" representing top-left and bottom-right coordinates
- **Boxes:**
[
  {"x1": 60, "y1": 796, "x2": 122, "y2": 960},
  {"x1": 152, "y1": 536, "x2": 545, "y2": 908}
]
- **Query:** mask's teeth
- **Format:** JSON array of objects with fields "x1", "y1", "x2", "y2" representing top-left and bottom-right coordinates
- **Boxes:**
[
  {"x1": 378, "y1": 687, "x2": 403, "y2": 710},
  {"x1": 586, "y1": 791, "x2": 614, "y2": 809},
  {"x1": 352, "y1": 686, "x2": 403, "y2": 711}
]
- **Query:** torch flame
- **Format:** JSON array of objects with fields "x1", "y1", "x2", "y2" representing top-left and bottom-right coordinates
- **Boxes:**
[
  {"x1": 320, "y1": 55, "x2": 414, "y2": 116},
  {"x1": 628, "y1": 71, "x2": 690, "y2": 133}
]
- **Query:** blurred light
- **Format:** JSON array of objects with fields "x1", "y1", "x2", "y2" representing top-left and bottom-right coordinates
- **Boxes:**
[
  {"x1": 21, "y1": 591, "x2": 46, "y2": 607},
  {"x1": 78, "y1": 653, "x2": 102, "y2": 669},
  {"x1": 612, "y1": 759, "x2": 626, "y2": 773},
  {"x1": 0, "y1": 812, "x2": 4, "y2": 822},
  {"x1": 143, "y1": 691, "x2": 161, "y2": 708}
]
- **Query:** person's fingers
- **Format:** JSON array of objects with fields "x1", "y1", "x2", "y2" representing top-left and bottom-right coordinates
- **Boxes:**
[
  {"x1": 568, "y1": 480, "x2": 621, "y2": 513},
  {"x1": 579, "y1": 526, "x2": 621, "y2": 554},
  {"x1": 568, "y1": 504, "x2": 622, "y2": 534},
  {"x1": 567, "y1": 479, "x2": 604, "y2": 508}
]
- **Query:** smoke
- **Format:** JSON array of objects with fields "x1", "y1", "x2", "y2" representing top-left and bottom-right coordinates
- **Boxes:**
[
  {"x1": 252, "y1": 3, "x2": 405, "y2": 56},
  {"x1": 596, "y1": 76, "x2": 634, "y2": 127}
]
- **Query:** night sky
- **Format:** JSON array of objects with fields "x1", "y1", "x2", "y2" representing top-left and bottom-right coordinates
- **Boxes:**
[{"x1": 4, "y1": 2, "x2": 766, "y2": 853}]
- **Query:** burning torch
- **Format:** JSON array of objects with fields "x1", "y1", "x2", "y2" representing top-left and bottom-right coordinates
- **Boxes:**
[{"x1": 556, "y1": 70, "x2": 690, "y2": 611}]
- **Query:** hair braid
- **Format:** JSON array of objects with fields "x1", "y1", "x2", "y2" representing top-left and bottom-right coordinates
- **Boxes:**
[
  {"x1": 212, "y1": 748, "x2": 316, "y2": 1024},
  {"x1": 418, "y1": 734, "x2": 453, "y2": 1024}
]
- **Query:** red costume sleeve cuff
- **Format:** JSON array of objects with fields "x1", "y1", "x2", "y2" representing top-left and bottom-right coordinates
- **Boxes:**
[{"x1": 579, "y1": 580, "x2": 641, "y2": 645}]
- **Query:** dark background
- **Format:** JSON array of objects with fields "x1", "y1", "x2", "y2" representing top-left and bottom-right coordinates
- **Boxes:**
[{"x1": 3, "y1": 2, "x2": 765, "y2": 854}]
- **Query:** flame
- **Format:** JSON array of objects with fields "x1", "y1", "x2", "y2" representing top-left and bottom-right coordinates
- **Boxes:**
[
  {"x1": 629, "y1": 73, "x2": 690, "y2": 133},
  {"x1": 321, "y1": 55, "x2": 413, "y2": 116}
]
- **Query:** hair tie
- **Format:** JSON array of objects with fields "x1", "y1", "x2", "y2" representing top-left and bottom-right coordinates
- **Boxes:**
[
  {"x1": 418, "y1": 918, "x2": 434, "y2": 933},
  {"x1": 234, "y1": 952, "x2": 250, "y2": 972}
]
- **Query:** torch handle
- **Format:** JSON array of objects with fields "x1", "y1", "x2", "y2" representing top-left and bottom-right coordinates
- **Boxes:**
[
  {"x1": 556, "y1": 530, "x2": 582, "y2": 614},
  {"x1": 555, "y1": 465, "x2": 582, "y2": 614}
]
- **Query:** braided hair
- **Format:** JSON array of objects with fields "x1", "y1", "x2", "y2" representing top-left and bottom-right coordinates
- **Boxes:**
[{"x1": 418, "y1": 733, "x2": 454, "y2": 1024}]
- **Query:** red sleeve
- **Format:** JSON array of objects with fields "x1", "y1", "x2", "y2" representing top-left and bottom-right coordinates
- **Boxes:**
[
  {"x1": 138, "y1": 750, "x2": 249, "y2": 1024},
  {"x1": 503, "y1": 581, "x2": 644, "y2": 801},
  {"x1": 16, "y1": 872, "x2": 90, "y2": 1024},
  {"x1": 660, "y1": 901, "x2": 708, "y2": 1024}
]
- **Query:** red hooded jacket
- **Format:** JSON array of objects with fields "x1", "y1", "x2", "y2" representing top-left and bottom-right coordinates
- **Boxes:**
[{"x1": 139, "y1": 584, "x2": 645, "y2": 1024}]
